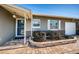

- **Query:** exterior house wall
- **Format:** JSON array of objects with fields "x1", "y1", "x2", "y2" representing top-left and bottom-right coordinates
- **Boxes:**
[
  {"x1": 26, "y1": 20, "x2": 31, "y2": 31},
  {"x1": 32, "y1": 16, "x2": 65, "y2": 31},
  {"x1": 32, "y1": 16, "x2": 77, "y2": 36},
  {"x1": 0, "y1": 6, "x2": 15, "y2": 45},
  {"x1": 32, "y1": 16, "x2": 65, "y2": 38},
  {"x1": 26, "y1": 19, "x2": 31, "y2": 36}
]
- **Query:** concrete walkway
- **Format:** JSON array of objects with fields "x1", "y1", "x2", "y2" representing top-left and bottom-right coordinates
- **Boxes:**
[{"x1": 0, "y1": 40, "x2": 79, "y2": 54}]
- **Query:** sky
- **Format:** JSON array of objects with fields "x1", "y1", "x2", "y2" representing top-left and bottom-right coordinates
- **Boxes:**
[{"x1": 17, "y1": 4, "x2": 79, "y2": 18}]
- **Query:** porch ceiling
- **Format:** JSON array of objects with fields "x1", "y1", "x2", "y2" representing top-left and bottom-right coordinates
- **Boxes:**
[{"x1": 0, "y1": 4, "x2": 32, "y2": 19}]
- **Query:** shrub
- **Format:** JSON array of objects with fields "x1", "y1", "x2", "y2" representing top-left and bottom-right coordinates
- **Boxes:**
[
  {"x1": 46, "y1": 31, "x2": 53, "y2": 40},
  {"x1": 32, "y1": 31, "x2": 45, "y2": 42}
]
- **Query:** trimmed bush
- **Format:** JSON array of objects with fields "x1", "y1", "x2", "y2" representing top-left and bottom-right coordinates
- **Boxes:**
[{"x1": 32, "y1": 31, "x2": 45, "y2": 42}]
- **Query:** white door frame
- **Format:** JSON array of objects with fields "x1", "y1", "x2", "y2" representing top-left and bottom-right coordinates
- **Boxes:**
[{"x1": 15, "y1": 18, "x2": 24, "y2": 37}]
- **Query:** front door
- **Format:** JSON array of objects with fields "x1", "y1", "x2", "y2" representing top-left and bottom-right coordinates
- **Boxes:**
[{"x1": 16, "y1": 19, "x2": 24, "y2": 37}]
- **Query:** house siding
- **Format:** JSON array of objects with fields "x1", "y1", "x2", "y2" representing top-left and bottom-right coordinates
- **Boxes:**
[
  {"x1": 32, "y1": 16, "x2": 65, "y2": 31},
  {"x1": 0, "y1": 6, "x2": 15, "y2": 45},
  {"x1": 26, "y1": 19, "x2": 31, "y2": 36},
  {"x1": 32, "y1": 16, "x2": 65, "y2": 39}
]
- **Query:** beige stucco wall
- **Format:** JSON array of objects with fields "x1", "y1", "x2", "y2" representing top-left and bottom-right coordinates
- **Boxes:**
[
  {"x1": 32, "y1": 16, "x2": 65, "y2": 31},
  {"x1": 0, "y1": 6, "x2": 15, "y2": 45},
  {"x1": 26, "y1": 19, "x2": 31, "y2": 31},
  {"x1": 26, "y1": 19, "x2": 31, "y2": 36}
]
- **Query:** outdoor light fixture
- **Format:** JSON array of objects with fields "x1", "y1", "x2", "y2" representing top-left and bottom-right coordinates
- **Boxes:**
[{"x1": 12, "y1": 14, "x2": 16, "y2": 18}]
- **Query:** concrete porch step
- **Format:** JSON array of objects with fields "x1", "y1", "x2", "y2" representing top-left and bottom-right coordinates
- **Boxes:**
[{"x1": 3, "y1": 39, "x2": 24, "y2": 46}]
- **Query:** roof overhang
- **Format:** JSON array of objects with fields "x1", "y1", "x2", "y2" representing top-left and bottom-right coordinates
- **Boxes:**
[
  {"x1": 0, "y1": 4, "x2": 32, "y2": 19},
  {"x1": 33, "y1": 14, "x2": 79, "y2": 22}
]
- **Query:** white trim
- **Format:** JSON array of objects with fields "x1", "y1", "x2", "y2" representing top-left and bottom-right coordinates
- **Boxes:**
[
  {"x1": 59, "y1": 20, "x2": 61, "y2": 30},
  {"x1": 31, "y1": 16, "x2": 33, "y2": 38},
  {"x1": 15, "y1": 18, "x2": 17, "y2": 37},
  {"x1": 24, "y1": 14, "x2": 27, "y2": 44},
  {"x1": 32, "y1": 19, "x2": 41, "y2": 28},
  {"x1": 48, "y1": 20, "x2": 50, "y2": 30},
  {"x1": 15, "y1": 18, "x2": 24, "y2": 37},
  {"x1": 48, "y1": 20, "x2": 61, "y2": 30}
]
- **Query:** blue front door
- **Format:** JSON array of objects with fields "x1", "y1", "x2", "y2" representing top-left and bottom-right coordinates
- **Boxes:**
[{"x1": 16, "y1": 19, "x2": 24, "y2": 37}]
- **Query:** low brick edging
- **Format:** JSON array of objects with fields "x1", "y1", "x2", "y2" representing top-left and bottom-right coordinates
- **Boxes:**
[
  {"x1": 29, "y1": 39, "x2": 77, "y2": 48},
  {"x1": 0, "y1": 39, "x2": 76, "y2": 51}
]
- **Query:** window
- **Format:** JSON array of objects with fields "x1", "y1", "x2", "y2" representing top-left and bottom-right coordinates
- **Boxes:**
[
  {"x1": 32, "y1": 19, "x2": 41, "y2": 28},
  {"x1": 48, "y1": 20, "x2": 61, "y2": 30}
]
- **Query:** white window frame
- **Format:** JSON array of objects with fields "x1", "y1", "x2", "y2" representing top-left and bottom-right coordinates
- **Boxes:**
[
  {"x1": 15, "y1": 18, "x2": 24, "y2": 37},
  {"x1": 32, "y1": 19, "x2": 41, "y2": 28},
  {"x1": 48, "y1": 20, "x2": 61, "y2": 30}
]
